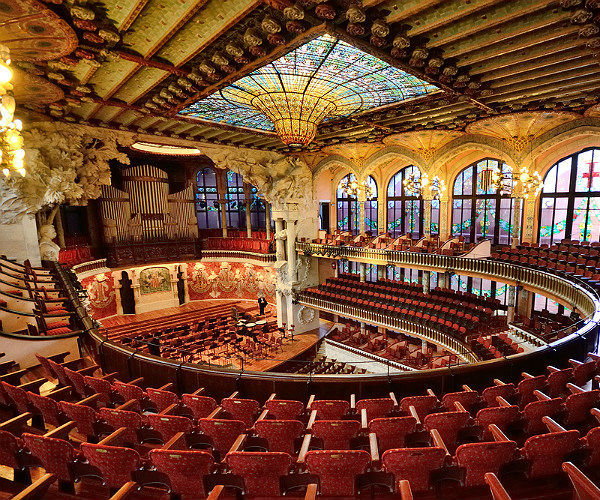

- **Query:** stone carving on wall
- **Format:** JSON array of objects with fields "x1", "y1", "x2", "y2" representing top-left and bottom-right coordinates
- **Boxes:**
[{"x1": 38, "y1": 224, "x2": 60, "y2": 261}]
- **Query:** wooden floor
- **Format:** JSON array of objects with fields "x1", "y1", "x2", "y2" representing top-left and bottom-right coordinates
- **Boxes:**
[{"x1": 100, "y1": 299, "x2": 321, "y2": 372}]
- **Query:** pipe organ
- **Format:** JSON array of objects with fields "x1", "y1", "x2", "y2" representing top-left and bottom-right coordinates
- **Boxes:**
[{"x1": 99, "y1": 164, "x2": 198, "y2": 244}]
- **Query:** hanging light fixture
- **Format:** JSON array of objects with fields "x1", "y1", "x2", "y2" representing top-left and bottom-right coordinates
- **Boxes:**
[
  {"x1": 516, "y1": 168, "x2": 543, "y2": 198},
  {"x1": 429, "y1": 175, "x2": 446, "y2": 200},
  {"x1": 403, "y1": 172, "x2": 429, "y2": 196},
  {"x1": 0, "y1": 45, "x2": 25, "y2": 178},
  {"x1": 341, "y1": 176, "x2": 375, "y2": 199}
]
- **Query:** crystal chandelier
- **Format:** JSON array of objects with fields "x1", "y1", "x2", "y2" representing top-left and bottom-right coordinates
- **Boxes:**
[
  {"x1": 403, "y1": 172, "x2": 429, "y2": 196},
  {"x1": 516, "y1": 168, "x2": 543, "y2": 198},
  {"x1": 0, "y1": 46, "x2": 25, "y2": 178},
  {"x1": 341, "y1": 176, "x2": 374, "y2": 199},
  {"x1": 429, "y1": 175, "x2": 446, "y2": 200}
]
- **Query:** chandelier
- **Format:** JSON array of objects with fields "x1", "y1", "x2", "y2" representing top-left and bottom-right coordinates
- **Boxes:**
[
  {"x1": 341, "y1": 176, "x2": 375, "y2": 199},
  {"x1": 429, "y1": 175, "x2": 446, "y2": 200},
  {"x1": 516, "y1": 168, "x2": 543, "y2": 198},
  {"x1": 0, "y1": 46, "x2": 24, "y2": 178},
  {"x1": 404, "y1": 172, "x2": 447, "y2": 200}
]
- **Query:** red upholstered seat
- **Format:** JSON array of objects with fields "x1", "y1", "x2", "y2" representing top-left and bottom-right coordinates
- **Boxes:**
[
  {"x1": 182, "y1": 394, "x2": 218, "y2": 419},
  {"x1": 522, "y1": 398, "x2": 564, "y2": 434},
  {"x1": 573, "y1": 360, "x2": 597, "y2": 386},
  {"x1": 198, "y1": 418, "x2": 246, "y2": 457},
  {"x1": 369, "y1": 416, "x2": 417, "y2": 452},
  {"x1": 83, "y1": 375, "x2": 113, "y2": 405},
  {"x1": 481, "y1": 384, "x2": 516, "y2": 407},
  {"x1": 382, "y1": 447, "x2": 446, "y2": 492},
  {"x1": 149, "y1": 448, "x2": 215, "y2": 497},
  {"x1": 255, "y1": 419, "x2": 304, "y2": 455},
  {"x1": 147, "y1": 387, "x2": 179, "y2": 413},
  {"x1": 221, "y1": 397, "x2": 260, "y2": 427},
  {"x1": 1, "y1": 382, "x2": 30, "y2": 414},
  {"x1": 22, "y1": 433, "x2": 78, "y2": 482},
  {"x1": 356, "y1": 398, "x2": 395, "y2": 422},
  {"x1": 0, "y1": 430, "x2": 24, "y2": 470},
  {"x1": 399, "y1": 395, "x2": 438, "y2": 420},
  {"x1": 112, "y1": 381, "x2": 146, "y2": 403},
  {"x1": 265, "y1": 399, "x2": 304, "y2": 420},
  {"x1": 441, "y1": 390, "x2": 480, "y2": 412},
  {"x1": 305, "y1": 450, "x2": 370, "y2": 496},
  {"x1": 456, "y1": 441, "x2": 518, "y2": 486},
  {"x1": 81, "y1": 442, "x2": 141, "y2": 488},
  {"x1": 60, "y1": 400, "x2": 99, "y2": 439},
  {"x1": 523, "y1": 430, "x2": 582, "y2": 478},
  {"x1": 27, "y1": 391, "x2": 65, "y2": 427},
  {"x1": 147, "y1": 413, "x2": 193, "y2": 441},
  {"x1": 311, "y1": 399, "x2": 350, "y2": 420},
  {"x1": 311, "y1": 419, "x2": 361, "y2": 450},
  {"x1": 564, "y1": 390, "x2": 600, "y2": 427},
  {"x1": 46, "y1": 358, "x2": 73, "y2": 387},
  {"x1": 64, "y1": 367, "x2": 88, "y2": 399},
  {"x1": 475, "y1": 406, "x2": 520, "y2": 439},
  {"x1": 546, "y1": 368, "x2": 573, "y2": 397},
  {"x1": 423, "y1": 411, "x2": 471, "y2": 450},
  {"x1": 226, "y1": 451, "x2": 292, "y2": 496},
  {"x1": 584, "y1": 426, "x2": 600, "y2": 467},
  {"x1": 98, "y1": 407, "x2": 143, "y2": 445}
]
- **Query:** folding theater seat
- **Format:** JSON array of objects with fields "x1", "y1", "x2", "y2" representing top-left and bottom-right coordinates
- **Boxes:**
[
  {"x1": 26, "y1": 391, "x2": 68, "y2": 428},
  {"x1": 368, "y1": 416, "x2": 417, "y2": 452},
  {"x1": 399, "y1": 394, "x2": 439, "y2": 420},
  {"x1": 475, "y1": 405, "x2": 521, "y2": 440},
  {"x1": 423, "y1": 411, "x2": 472, "y2": 452},
  {"x1": 522, "y1": 397, "x2": 565, "y2": 435},
  {"x1": 522, "y1": 429, "x2": 583, "y2": 478},
  {"x1": 265, "y1": 399, "x2": 304, "y2": 420},
  {"x1": 455, "y1": 440, "x2": 519, "y2": 487},
  {"x1": 583, "y1": 426, "x2": 600, "y2": 467},
  {"x1": 198, "y1": 418, "x2": 246, "y2": 458},
  {"x1": 146, "y1": 413, "x2": 194, "y2": 442},
  {"x1": 221, "y1": 397, "x2": 260, "y2": 427},
  {"x1": 80, "y1": 442, "x2": 142, "y2": 490},
  {"x1": 304, "y1": 450, "x2": 370, "y2": 496},
  {"x1": 563, "y1": 387, "x2": 600, "y2": 428},
  {"x1": 546, "y1": 367, "x2": 574, "y2": 397},
  {"x1": 255, "y1": 419, "x2": 304, "y2": 455},
  {"x1": 311, "y1": 399, "x2": 350, "y2": 420},
  {"x1": 481, "y1": 383, "x2": 517, "y2": 407},
  {"x1": 112, "y1": 381, "x2": 152, "y2": 411},
  {"x1": 571, "y1": 359, "x2": 597, "y2": 386},
  {"x1": 84, "y1": 375, "x2": 115, "y2": 406},
  {"x1": 98, "y1": 407, "x2": 151, "y2": 445},
  {"x1": 63, "y1": 367, "x2": 90, "y2": 399},
  {"x1": 182, "y1": 394, "x2": 219, "y2": 420},
  {"x1": 2, "y1": 381, "x2": 33, "y2": 414},
  {"x1": 59, "y1": 400, "x2": 104, "y2": 441},
  {"x1": 22, "y1": 433, "x2": 80, "y2": 487},
  {"x1": 356, "y1": 397, "x2": 396, "y2": 422},
  {"x1": 311, "y1": 420, "x2": 361, "y2": 450},
  {"x1": 382, "y1": 447, "x2": 447, "y2": 493},
  {"x1": 226, "y1": 451, "x2": 293, "y2": 496},
  {"x1": 517, "y1": 375, "x2": 547, "y2": 406},
  {"x1": 145, "y1": 387, "x2": 179, "y2": 413},
  {"x1": 0, "y1": 430, "x2": 30, "y2": 483},
  {"x1": 441, "y1": 390, "x2": 481, "y2": 412},
  {"x1": 149, "y1": 448, "x2": 215, "y2": 498}
]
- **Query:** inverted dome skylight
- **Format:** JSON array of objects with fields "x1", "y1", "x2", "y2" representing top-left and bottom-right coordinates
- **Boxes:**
[{"x1": 178, "y1": 34, "x2": 439, "y2": 147}]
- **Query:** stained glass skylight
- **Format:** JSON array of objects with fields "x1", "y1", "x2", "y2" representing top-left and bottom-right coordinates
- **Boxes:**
[{"x1": 179, "y1": 34, "x2": 439, "y2": 147}]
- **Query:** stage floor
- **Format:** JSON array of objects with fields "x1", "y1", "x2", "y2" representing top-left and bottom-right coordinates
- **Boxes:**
[{"x1": 100, "y1": 299, "x2": 322, "y2": 372}]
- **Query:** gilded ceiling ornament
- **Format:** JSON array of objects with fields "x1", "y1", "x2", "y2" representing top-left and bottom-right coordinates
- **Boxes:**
[
  {"x1": 442, "y1": 65, "x2": 458, "y2": 76},
  {"x1": 284, "y1": 4, "x2": 304, "y2": 20},
  {"x1": 225, "y1": 43, "x2": 244, "y2": 58},
  {"x1": 261, "y1": 15, "x2": 281, "y2": 34},
  {"x1": 98, "y1": 29, "x2": 120, "y2": 44},
  {"x1": 371, "y1": 19, "x2": 389, "y2": 38},
  {"x1": 393, "y1": 35, "x2": 410, "y2": 48},
  {"x1": 243, "y1": 28, "x2": 263, "y2": 46},
  {"x1": 560, "y1": 0, "x2": 583, "y2": 6},
  {"x1": 177, "y1": 77, "x2": 193, "y2": 90},
  {"x1": 347, "y1": 23, "x2": 365, "y2": 36},
  {"x1": 346, "y1": 6, "x2": 366, "y2": 23},
  {"x1": 586, "y1": 37, "x2": 600, "y2": 48},
  {"x1": 412, "y1": 47, "x2": 429, "y2": 60},
  {"x1": 197, "y1": 60, "x2": 216, "y2": 75},
  {"x1": 428, "y1": 57, "x2": 444, "y2": 68},
  {"x1": 315, "y1": 4, "x2": 336, "y2": 20},
  {"x1": 570, "y1": 9, "x2": 593, "y2": 24},
  {"x1": 578, "y1": 23, "x2": 599, "y2": 37},
  {"x1": 211, "y1": 53, "x2": 229, "y2": 67},
  {"x1": 167, "y1": 84, "x2": 186, "y2": 98},
  {"x1": 159, "y1": 89, "x2": 174, "y2": 100},
  {"x1": 70, "y1": 5, "x2": 95, "y2": 20}
]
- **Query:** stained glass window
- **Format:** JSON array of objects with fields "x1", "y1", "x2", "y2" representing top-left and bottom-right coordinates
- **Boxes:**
[
  {"x1": 365, "y1": 176, "x2": 378, "y2": 234},
  {"x1": 178, "y1": 34, "x2": 439, "y2": 134},
  {"x1": 451, "y1": 275, "x2": 509, "y2": 306},
  {"x1": 225, "y1": 170, "x2": 246, "y2": 229},
  {"x1": 387, "y1": 166, "x2": 423, "y2": 238},
  {"x1": 195, "y1": 168, "x2": 220, "y2": 230},
  {"x1": 538, "y1": 148, "x2": 600, "y2": 246},
  {"x1": 451, "y1": 159, "x2": 518, "y2": 245},
  {"x1": 337, "y1": 174, "x2": 358, "y2": 233},
  {"x1": 250, "y1": 186, "x2": 267, "y2": 231}
]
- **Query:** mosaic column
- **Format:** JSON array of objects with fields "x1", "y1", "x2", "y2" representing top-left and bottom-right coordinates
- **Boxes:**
[
  {"x1": 265, "y1": 203, "x2": 271, "y2": 239},
  {"x1": 507, "y1": 285, "x2": 517, "y2": 323},
  {"x1": 439, "y1": 196, "x2": 450, "y2": 241},
  {"x1": 286, "y1": 220, "x2": 297, "y2": 282},
  {"x1": 359, "y1": 262, "x2": 366, "y2": 282},
  {"x1": 220, "y1": 200, "x2": 228, "y2": 238},
  {"x1": 423, "y1": 270, "x2": 431, "y2": 294},
  {"x1": 511, "y1": 197, "x2": 523, "y2": 249},
  {"x1": 377, "y1": 265, "x2": 385, "y2": 280},
  {"x1": 358, "y1": 189, "x2": 366, "y2": 236},
  {"x1": 423, "y1": 198, "x2": 432, "y2": 237},
  {"x1": 275, "y1": 218, "x2": 286, "y2": 261},
  {"x1": 523, "y1": 197, "x2": 536, "y2": 243}
]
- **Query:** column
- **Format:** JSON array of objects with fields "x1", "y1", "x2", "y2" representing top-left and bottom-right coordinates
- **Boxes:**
[
  {"x1": 244, "y1": 184, "x2": 252, "y2": 238},
  {"x1": 422, "y1": 339, "x2": 428, "y2": 355},
  {"x1": 423, "y1": 270, "x2": 431, "y2": 294},
  {"x1": 517, "y1": 287, "x2": 533, "y2": 319},
  {"x1": 275, "y1": 218, "x2": 285, "y2": 261},
  {"x1": 114, "y1": 274, "x2": 123, "y2": 315},
  {"x1": 265, "y1": 203, "x2": 271, "y2": 240},
  {"x1": 358, "y1": 191, "x2": 366, "y2": 236},
  {"x1": 54, "y1": 209, "x2": 66, "y2": 249},
  {"x1": 377, "y1": 265, "x2": 385, "y2": 280},
  {"x1": 507, "y1": 284, "x2": 517, "y2": 324},
  {"x1": 511, "y1": 197, "x2": 523, "y2": 249},
  {"x1": 359, "y1": 262, "x2": 366, "y2": 282},
  {"x1": 217, "y1": 171, "x2": 228, "y2": 238},
  {"x1": 360, "y1": 322, "x2": 365, "y2": 335},
  {"x1": 220, "y1": 200, "x2": 228, "y2": 238},
  {"x1": 423, "y1": 198, "x2": 432, "y2": 237},
  {"x1": 439, "y1": 196, "x2": 450, "y2": 241},
  {"x1": 286, "y1": 220, "x2": 297, "y2": 282},
  {"x1": 276, "y1": 290, "x2": 287, "y2": 328}
]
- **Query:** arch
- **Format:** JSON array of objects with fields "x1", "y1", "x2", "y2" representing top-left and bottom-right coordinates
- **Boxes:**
[
  {"x1": 364, "y1": 176, "x2": 378, "y2": 234},
  {"x1": 386, "y1": 165, "x2": 423, "y2": 238},
  {"x1": 336, "y1": 173, "x2": 359, "y2": 233},
  {"x1": 195, "y1": 167, "x2": 221, "y2": 230},
  {"x1": 362, "y1": 146, "x2": 428, "y2": 174},
  {"x1": 451, "y1": 158, "x2": 519, "y2": 245},
  {"x1": 538, "y1": 147, "x2": 600, "y2": 245},
  {"x1": 225, "y1": 170, "x2": 246, "y2": 229},
  {"x1": 312, "y1": 155, "x2": 359, "y2": 178}
]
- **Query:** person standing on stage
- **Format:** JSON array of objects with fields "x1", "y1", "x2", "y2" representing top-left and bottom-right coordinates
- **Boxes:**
[{"x1": 258, "y1": 294, "x2": 267, "y2": 315}]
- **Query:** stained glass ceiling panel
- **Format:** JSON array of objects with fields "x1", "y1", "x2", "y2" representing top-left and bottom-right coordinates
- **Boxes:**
[{"x1": 178, "y1": 34, "x2": 440, "y2": 133}]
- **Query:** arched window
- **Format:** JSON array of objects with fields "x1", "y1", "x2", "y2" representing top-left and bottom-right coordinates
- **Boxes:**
[
  {"x1": 539, "y1": 148, "x2": 600, "y2": 245},
  {"x1": 195, "y1": 168, "x2": 220, "y2": 230},
  {"x1": 225, "y1": 170, "x2": 246, "y2": 229},
  {"x1": 364, "y1": 176, "x2": 378, "y2": 234},
  {"x1": 337, "y1": 174, "x2": 359, "y2": 233},
  {"x1": 451, "y1": 159, "x2": 517, "y2": 245},
  {"x1": 250, "y1": 186, "x2": 267, "y2": 230},
  {"x1": 387, "y1": 166, "x2": 422, "y2": 237}
]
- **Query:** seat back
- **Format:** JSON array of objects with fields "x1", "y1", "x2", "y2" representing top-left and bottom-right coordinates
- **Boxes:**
[
  {"x1": 27, "y1": 391, "x2": 63, "y2": 427},
  {"x1": 312, "y1": 420, "x2": 361, "y2": 450},
  {"x1": 226, "y1": 451, "x2": 292, "y2": 496},
  {"x1": 441, "y1": 390, "x2": 480, "y2": 411},
  {"x1": 98, "y1": 407, "x2": 142, "y2": 444},
  {"x1": 265, "y1": 399, "x2": 304, "y2": 420},
  {"x1": 523, "y1": 430, "x2": 581, "y2": 478},
  {"x1": 147, "y1": 387, "x2": 179, "y2": 413},
  {"x1": 63, "y1": 367, "x2": 88, "y2": 398},
  {"x1": 311, "y1": 400, "x2": 350, "y2": 420},
  {"x1": 546, "y1": 368, "x2": 573, "y2": 397},
  {"x1": 399, "y1": 395, "x2": 437, "y2": 420},
  {"x1": 149, "y1": 448, "x2": 214, "y2": 497},
  {"x1": 147, "y1": 413, "x2": 193, "y2": 441},
  {"x1": 481, "y1": 384, "x2": 516, "y2": 407},
  {"x1": 564, "y1": 390, "x2": 600, "y2": 426},
  {"x1": 221, "y1": 398, "x2": 260, "y2": 427},
  {"x1": 35, "y1": 353, "x2": 57, "y2": 382},
  {"x1": 517, "y1": 375, "x2": 546, "y2": 405},
  {"x1": 0, "y1": 430, "x2": 22, "y2": 469},
  {"x1": 522, "y1": 398, "x2": 564, "y2": 434},
  {"x1": 423, "y1": 411, "x2": 471, "y2": 449},
  {"x1": 46, "y1": 358, "x2": 70, "y2": 387},
  {"x1": 382, "y1": 447, "x2": 446, "y2": 492},
  {"x1": 356, "y1": 398, "x2": 395, "y2": 422},
  {"x1": 368, "y1": 416, "x2": 417, "y2": 452},
  {"x1": 475, "y1": 406, "x2": 520, "y2": 438},
  {"x1": 83, "y1": 375, "x2": 112, "y2": 405},
  {"x1": 305, "y1": 450, "x2": 370, "y2": 496},
  {"x1": 60, "y1": 400, "x2": 98, "y2": 437},
  {"x1": 585, "y1": 426, "x2": 600, "y2": 467},
  {"x1": 456, "y1": 441, "x2": 518, "y2": 486},
  {"x1": 113, "y1": 381, "x2": 145, "y2": 402},
  {"x1": 198, "y1": 418, "x2": 246, "y2": 456},
  {"x1": 22, "y1": 433, "x2": 75, "y2": 481},
  {"x1": 80, "y1": 442, "x2": 141, "y2": 488},
  {"x1": 255, "y1": 419, "x2": 304, "y2": 455},
  {"x1": 2, "y1": 382, "x2": 30, "y2": 413},
  {"x1": 182, "y1": 394, "x2": 218, "y2": 419}
]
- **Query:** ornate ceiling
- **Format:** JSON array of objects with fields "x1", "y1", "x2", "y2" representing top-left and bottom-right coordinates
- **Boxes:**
[{"x1": 9, "y1": 0, "x2": 600, "y2": 152}]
